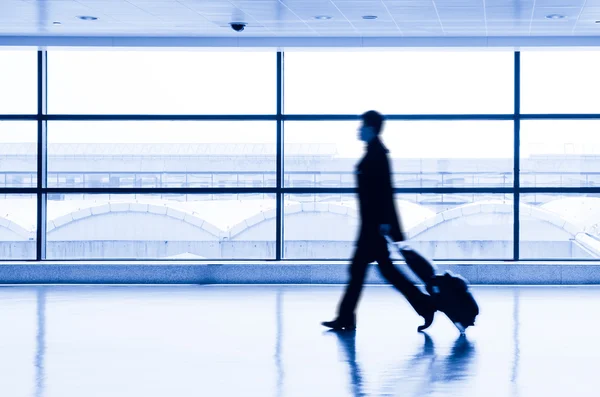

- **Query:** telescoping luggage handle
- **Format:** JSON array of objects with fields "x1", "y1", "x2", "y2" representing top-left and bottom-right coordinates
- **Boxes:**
[
  {"x1": 383, "y1": 234, "x2": 416, "y2": 257},
  {"x1": 383, "y1": 234, "x2": 395, "y2": 246},
  {"x1": 383, "y1": 234, "x2": 409, "y2": 250}
]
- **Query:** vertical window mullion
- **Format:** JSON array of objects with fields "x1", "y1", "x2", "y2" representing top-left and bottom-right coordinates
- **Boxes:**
[
  {"x1": 513, "y1": 51, "x2": 521, "y2": 261},
  {"x1": 276, "y1": 52, "x2": 284, "y2": 260},
  {"x1": 36, "y1": 50, "x2": 48, "y2": 261}
]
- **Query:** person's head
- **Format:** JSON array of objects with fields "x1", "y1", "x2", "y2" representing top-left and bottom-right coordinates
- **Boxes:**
[{"x1": 358, "y1": 110, "x2": 384, "y2": 143}]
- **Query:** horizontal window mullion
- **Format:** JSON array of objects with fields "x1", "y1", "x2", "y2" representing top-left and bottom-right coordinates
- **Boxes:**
[
  {"x1": 19, "y1": 114, "x2": 600, "y2": 121},
  {"x1": 520, "y1": 114, "x2": 600, "y2": 120},
  {"x1": 4, "y1": 187, "x2": 600, "y2": 195},
  {"x1": 42, "y1": 187, "x2": 278, "y2": 194},
  {"x1": 282, "y1": 114, "x2": 515, "y2": 121},
  {"x1": 0, "y1": 188, "x2": 39, "y2": 194},
  {"x1": 284, "y1": 187, "x2": 514, "y2": 194},
  {"x1": 0, "y1": 114, "x2": 38, "y2": 120},
  {"x1": 43, "y1": 114, "x2": 278, "y2": 121},
  {"x1": 518, "y1": 187, "x2": 600, "y2": 194},
  {"x1": 0, "y1": 187, "x2": 512, "y2": 195}
]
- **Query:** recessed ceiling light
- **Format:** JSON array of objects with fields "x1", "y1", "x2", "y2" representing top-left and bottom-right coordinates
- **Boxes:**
[
  {"x1": 314, "y1": 16, "x2": 332, "y2": 20},
  {"x1": 546, "y1": 14, "x2": 566, "y2": 20},
  {"x1": 362, "y1": 15, "x2": 378, "y2": 20},
  {"x1": 77, "y1": 16, "x2": 98, "y2": 21}
]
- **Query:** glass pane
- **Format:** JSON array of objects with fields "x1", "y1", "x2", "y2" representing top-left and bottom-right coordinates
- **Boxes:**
[
  {"x1": 521, "y1": 51, "x2": 600, "y2": 114},
  {"x1": 283, "y1": 193, "x2": 358, "y2": 259},
  {"x1": 48, "y1": 51, "x2": 276, "y2": 114},
  {"x1": 0, "y1": 51, "x2": 37, "y2": 114},
  {"x1": 0, "y1": 121, "x2": 37, "y2": 188},
  {"x1": 0, "y1": 194, "x2": 36, "y2": 260},
  {"x1": 47, "y1": 121, "x2": 276, "y2": 188},
  {"x1": 284, "y1": 120, "x2": 513, "y2": 188},
  {"x1": 284, "y1": 51, "x2": 513, "y2": 114},
  {"x1": 520, "y1": 193, "x2": 600, "y2": 259},
  {"x1": 284, "y1": 193, "x2": 513, "y2": 259},
  {"x1": 521, "y1": 120, "x2": 600, "y2": 188},
  {"x1": 47, "y1": 194, "x2": 276, "y2": 259}
]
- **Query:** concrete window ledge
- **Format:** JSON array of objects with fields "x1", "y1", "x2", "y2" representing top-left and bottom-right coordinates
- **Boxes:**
[{"x1": 1, "y1": 261, "x2": 600, "y2": 285}]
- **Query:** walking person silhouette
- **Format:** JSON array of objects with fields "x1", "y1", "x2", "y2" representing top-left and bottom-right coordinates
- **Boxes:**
[{"x1": 322, "y1": 110, "x2": 436, "y2": 332}]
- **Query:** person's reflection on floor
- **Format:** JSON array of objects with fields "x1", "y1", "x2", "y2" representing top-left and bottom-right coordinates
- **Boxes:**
[
  {"x1": 328, "y1": 330, "x2": 477, "y2": 397},
  {"x1": 326, "y1": 330, "x2": 364, "y2": 397},
  {"x1": 326, "y1": 330, "x2": 440, "y2": 397},
  {"x1": 392, "y1": 334, "x2": 477, "y2": 396},
  {"x1": 381, "y1": 332, "x2": 438, "y2": 396}
]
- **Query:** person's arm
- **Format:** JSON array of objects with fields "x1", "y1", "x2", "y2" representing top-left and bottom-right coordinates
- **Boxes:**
[
  {"x1": 369, "y1": 152, "x2": 394, "y2": 227},
  {"x1": 370, "y1": 152, "x2": 406, "y2": 241}
]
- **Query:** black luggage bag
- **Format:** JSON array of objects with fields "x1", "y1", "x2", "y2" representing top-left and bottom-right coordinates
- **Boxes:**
[{"x1": 385, "y1": 235, "x2": 480, "y2": 334}]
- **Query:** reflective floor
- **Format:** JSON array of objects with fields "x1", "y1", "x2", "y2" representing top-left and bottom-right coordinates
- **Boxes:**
[{"x1": 1, "y1": 285, "x2": 599, "y2": 397}]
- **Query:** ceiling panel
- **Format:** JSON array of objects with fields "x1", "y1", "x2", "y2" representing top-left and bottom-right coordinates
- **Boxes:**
[
  {"x1": 578, "y1": 6, "x2": 600, "y2": 19},
  {"x1": 332, "y1": 1, "x2": 394, "y2": 21},
  {"x1": 387, "y1": 6, "x2": 439, "y2": 22},
  {"x1": 279, "y1": 3, "x2": 346, "y2": 20},
  {"x1": 535, "y1": 0, "x2": 586, "y2": 6},
  {"x1": 486, "y1": 7, "x2": 535, "y2": 21},
  {"x1": 0, "y1": 0, "x2": 597, "y2": 39},
  {"x1": 436, "y1": 7, "x2": 485, "y2": 21},
  {"x1": 433, "y1": 0, "x2": 485, "y2": 7}
]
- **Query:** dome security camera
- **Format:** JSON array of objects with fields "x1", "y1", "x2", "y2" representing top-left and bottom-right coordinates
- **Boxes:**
[{"x1": 230, "y1": 22, "x2": 247, "y2": 32}]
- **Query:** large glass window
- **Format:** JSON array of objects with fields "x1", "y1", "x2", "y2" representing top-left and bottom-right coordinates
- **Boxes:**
[
  {"x1": 46, "y1": 194, "x2": 276, "y2": 260},
  {"x1": 520, "y1": 194, "x2": 600, "y2": 259},
  {"x1": 47, "y1": 121, "x2": 276, "y2": 188},
  {"x1": 0, "y1": 194, "x2": 36, "y2": 260},
  {"x1": 284, "y1": 120, "x2": 513, "y2": 188},
  {"x1": 521, "y1": 51, "x2": 600, "y2": 114},
  {"x1": 0, "y1": 121, "x2": 37, "y2": 188},
  {"x1": 2, "y1": 49, "x2": 600, "y2": 262},
  {"x1": 284, "y1": 193, "x2": 513, "y2": 260},
  {"x1": 0, "y1": 51, "x2": 37, "y2": 114},
  {"x1": 284, "y1": 51, "x2": 513, "y2": 114},
  {"x1": 48, "y1": 51, "x2": 276, "y2": 115}
]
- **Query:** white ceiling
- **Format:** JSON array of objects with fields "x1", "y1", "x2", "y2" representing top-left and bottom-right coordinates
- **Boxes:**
[{"x1": 2, "y1": 0, "x2": 600, "y2": 47}]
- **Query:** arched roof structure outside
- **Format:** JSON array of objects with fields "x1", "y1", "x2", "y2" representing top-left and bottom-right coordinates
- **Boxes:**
[
  {"x1": 0, "y1": 199, "x2": 593, "y2": 242},
  {"x1": 47, "y1": 203, "x2": 223, "y2": 238},
  {"x1": 226, "y1": 200, "x2": 584, "y2": 240},
  {"x1": 0, "y1": 216, "x2": 33, "y2": 240}
]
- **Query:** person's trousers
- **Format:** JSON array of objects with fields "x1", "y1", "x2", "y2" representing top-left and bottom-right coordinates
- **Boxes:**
[{"x1": 337, "y1": 241, "x2": 431, "y2": 320}]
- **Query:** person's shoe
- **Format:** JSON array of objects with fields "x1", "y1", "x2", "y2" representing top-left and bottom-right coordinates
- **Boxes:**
[
  {"x1": 417, "y1": 300, "x2": 436, "y2": 332},
  {"x1": 417, "y1": 309, "x2": 435, "y2": 332},
  {"x1": 321, "y1": 315, "x2": 356, "y2": 331}
]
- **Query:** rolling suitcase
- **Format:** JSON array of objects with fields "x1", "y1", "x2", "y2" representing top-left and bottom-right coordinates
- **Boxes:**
[{"x1": 384, "y1": 235, "x2": 480, "y2": 334}]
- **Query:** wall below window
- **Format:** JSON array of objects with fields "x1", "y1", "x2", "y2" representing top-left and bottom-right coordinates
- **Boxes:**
[
  {"x1": 1, "y1": 261, "x2": 599, "y2": 285},
  {"x1": 1, "y1": 240, "x2": 596, "y2": 261}
]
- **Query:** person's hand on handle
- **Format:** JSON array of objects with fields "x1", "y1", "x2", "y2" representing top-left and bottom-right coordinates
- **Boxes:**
[
  {"x1": 381, "y1": 224, "x2": 409, "y2": 250},
  {"x1": 379, "y1": 224, "x2": 392, "y2": 237}
]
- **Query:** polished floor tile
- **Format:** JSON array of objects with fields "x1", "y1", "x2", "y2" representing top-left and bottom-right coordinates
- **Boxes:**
[{"x1": 1, "y1": 285, "x2": 599, "y2": 397}]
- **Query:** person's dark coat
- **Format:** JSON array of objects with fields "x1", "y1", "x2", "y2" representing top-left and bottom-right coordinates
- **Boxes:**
[{"x1": 355, "y1": 137, "x2": 405, "y2": 247}]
